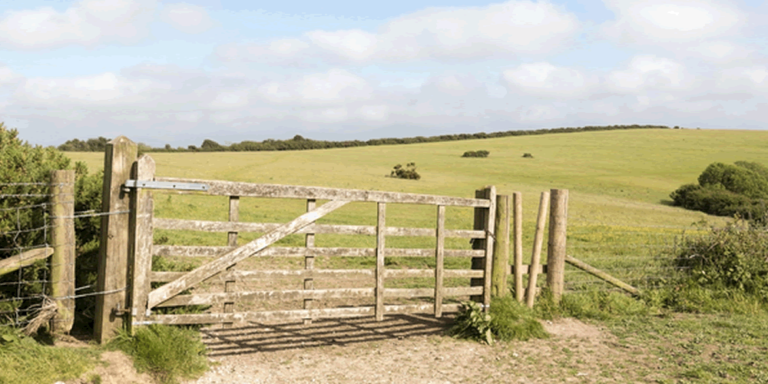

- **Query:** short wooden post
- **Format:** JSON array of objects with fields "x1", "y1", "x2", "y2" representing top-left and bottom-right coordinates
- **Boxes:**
[
  {"x1": 50, "y1": 170, "x2": 75, "y2": 334},
  {"x1": 491, "y1": 195, "x2": 510, "y2": 298},
  {"x1": 434, "y1": 205, "x2": 445, "y2": 317},
  {"x1": 128, "y1": 155, "x2": 155, "y2": 334},
  {"x1": 303, "y1": 199, "x2": 316, "y2": 325},
  {"x1": 512, "y1": 192, "x2": 524, "y2": 303},
  {"x1": 471, "y1": 186, "x2": 495, "y2": 310},
  {"x1": 546, "y1": 189, "x2": 568, "y2": 304},
  {"x1": 375, "y1": 202, "x2": 386, "y2": 321},
  {"x1": 224, "y1": 196, "x2": 239, "y2": 328},
  {"x1": 94, "y1": 136, "x2": 137, "y2": 343},
  {"x1": 526, "y1": 191, "x2": 549, "y2": 308}
]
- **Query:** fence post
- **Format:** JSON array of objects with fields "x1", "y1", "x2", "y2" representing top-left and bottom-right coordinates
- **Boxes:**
[
  {"x1": 471, "y1": 186, "x2": 495, "y2": 310},
  {"x1": 512, "y1": 192, "x2": 524, "y2": 302},
  {"x1": 94, "y1": 136, "x2": 137, "y2": 343},
  {"x1": 491, "y1": 194, "x2": 510, "y2": 298},
  {"x1": 303, "y1": 198, "x2": 316, "y2": 325},
  {"x1": 128, "y1": 155, "x2": 155, "y2": 335},
  {"x1": 375, "y1": 202, "x2": 386, "y2": 321},
  {"x1": 50, "y1": 170, "x2": 75, "y2": 334},
  {"x1": 434, "y1": 205, "x2": 445, "y2": 317},
  {"x1": 546, "y1": 189, "x2": 568, "y2": 304},
  {"x1": 224, "y1": 196, "x2": 239, "y2": 328},
  {"x1": 526, "y1": 191, "x2": 549, "y2": 308}
]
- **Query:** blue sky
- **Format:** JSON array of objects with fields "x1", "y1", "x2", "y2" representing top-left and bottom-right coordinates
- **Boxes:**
[{"x1": 1, "y1": 0, "x2": 766, "y2": 147}]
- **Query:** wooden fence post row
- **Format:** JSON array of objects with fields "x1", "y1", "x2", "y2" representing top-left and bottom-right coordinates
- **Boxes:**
[{"x1": 50, "y1": 170, "x2": 75, "y2": 334}]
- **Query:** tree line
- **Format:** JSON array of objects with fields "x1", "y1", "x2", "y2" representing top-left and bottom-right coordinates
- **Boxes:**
[{"x1": 57, "y1": 125, "x2": 672, "y2": 153}]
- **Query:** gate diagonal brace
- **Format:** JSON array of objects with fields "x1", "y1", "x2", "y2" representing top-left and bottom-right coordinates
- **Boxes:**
[{"x1": 124, "y1": 180, "x2": 208, "y2": 191}]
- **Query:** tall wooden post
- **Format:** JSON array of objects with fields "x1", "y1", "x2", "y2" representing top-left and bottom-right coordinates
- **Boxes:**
[
  {"x1": 128, "y1": 155, "x2": 155, "y2": 335},
  {"x1": 375, "y1": 202, "x2": 386, "y2": 321},
  {"x1": 491, "y1": 195, "x2": 510, "y2": 298},
  {"x1": 512, "y1": 192, "x2": 524, "y2": 303},
  {"x1": 471, "y1": 186, "x2": 495, "y2": 310},
  {"x1": 526, "y1": 191, "x2": 549, "y2": 308},
  {"x1": 303, "y1": 199, "x2": 316, "y2": 325},
  {"x1": 547, "y1": 189, "x2": 569, "y2": 304},
  {"x1": 224, "y1": 196, "x2": 239, "y2": 328},
  {"x1": 434, "y1": 205, "x2": 445, "y2": 317},
  {"x1": 50, "y1": 170, "x2": 75, "y2": 334},
  {"x1": 95, "y1": 136, "x2": 137, "y2": 343}
]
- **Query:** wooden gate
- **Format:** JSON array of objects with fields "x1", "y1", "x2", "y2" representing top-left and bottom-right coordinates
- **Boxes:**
[{"x1": 126, "y1": 155, "x2": 497, "y2": 329}]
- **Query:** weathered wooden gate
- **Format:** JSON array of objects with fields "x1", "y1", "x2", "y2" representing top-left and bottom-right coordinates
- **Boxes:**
[{"x1": 125, "y1": 155, "x2": 497, "y2": 329}]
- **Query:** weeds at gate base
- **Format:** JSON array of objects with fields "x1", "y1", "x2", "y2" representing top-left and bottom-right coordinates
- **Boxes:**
[
  {"x1": 108, "y1": 324, "x2": 208, "y2": 384},
  {"x1": 450, "y1": 296, "x2": 548, "y2": 345}
]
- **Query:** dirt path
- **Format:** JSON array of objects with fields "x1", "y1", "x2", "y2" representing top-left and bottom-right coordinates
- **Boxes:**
[{"x1": 188, "y1": 315, "x2": 658, "y2": 384}]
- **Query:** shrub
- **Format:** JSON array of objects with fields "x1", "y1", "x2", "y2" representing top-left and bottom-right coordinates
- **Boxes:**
[
  {"x1": 108, "y1": 325, "x2": 208, "y2": 384},
  {"x1": 461, "y1": 150, "x2": 490, "y2": 158},
  {"x1": 450, "y1": 297, "x2": 548, "y2": 344},
  {"x1": 390, "y1": 162, "x2": 420, "y2": 180},
  {"x1": 522, "y1": 153, "x2": 533, "y2": 158}
]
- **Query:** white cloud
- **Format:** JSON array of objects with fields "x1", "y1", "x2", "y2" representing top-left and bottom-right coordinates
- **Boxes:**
[
  {"x1": 601, "y1": 0, "x2": 745, "y2": 45},
  {"x1": 216, "y1": 39, "x2": 313, "y2": 66},
  {"x1": 305, "y1": 30, "x2": 378, "y2": 62},
  {"x1": 357, "y1": 105, "x2": 389, "y2": 121},
  {"x1": 0, "y1": 66, "x2": 23, "y2": 87},
  {"x1": 17, "y1": 72, "x2": 165, "y2": 105},
  {"x1": 161, "y1": 3, "x2": 213, "y2": 34},
  {"x1": 503, "y1": 62, "x2": 593, "y2": 98},
  {"x1": 607, "y1": 55, "x2": 687, "y2": 93},
  {"x1": 0, "y1": 0, "x2": 157, "y2": 49}
]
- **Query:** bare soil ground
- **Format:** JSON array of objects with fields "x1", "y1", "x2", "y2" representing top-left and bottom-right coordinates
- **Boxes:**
[{"x1": 187, "y1": 315, "x2": 660, "y2": 384}]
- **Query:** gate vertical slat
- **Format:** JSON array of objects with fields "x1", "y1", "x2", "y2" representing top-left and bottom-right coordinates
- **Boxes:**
[
  {"x1": 375, "y1": 202, "x2": 386, "y2": 321},
  {"x1": 303, "y1": 199, "x2": 316, "y2": 324},
  {"x1": 482, "y1": 186, "x2": 497, "y2": 309},
  {"x1": 129, "y1": 155, "x2": 155, "y2": 334},
  {"x1": 434, "y1": 205, "x2": 445, "y2": 317},
  {"x1": 224, "y1": 196, "x2": 239, "y2": 328}
]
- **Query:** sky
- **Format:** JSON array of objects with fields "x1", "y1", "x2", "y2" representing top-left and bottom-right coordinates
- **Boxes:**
[{"x1": 1, "y1": 0, "x2": 766, "y2": 147}]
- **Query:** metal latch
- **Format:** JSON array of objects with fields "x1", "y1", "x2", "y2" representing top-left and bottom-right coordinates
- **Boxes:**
[
  {"x1": 112, "y1": 302, "x2": 136, "y2": 317},
  {"x1": 124, "y1": 180, "x2": 209, "y2": 191}
]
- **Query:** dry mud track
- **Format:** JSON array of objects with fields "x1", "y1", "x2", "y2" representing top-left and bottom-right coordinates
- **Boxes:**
[{"x1": 189, "y1": 315, "x2": 658, "y2": 384}]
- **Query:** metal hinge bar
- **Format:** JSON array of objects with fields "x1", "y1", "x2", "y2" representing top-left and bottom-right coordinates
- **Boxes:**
[{"x1": 125, "y1": 180, "x2": 209, "y2": 191}]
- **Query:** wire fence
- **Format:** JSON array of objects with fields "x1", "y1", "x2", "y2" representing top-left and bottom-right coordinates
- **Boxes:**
[
  {"x1": 0, "y1": 179, "x2": 128, "y2": 329},
  {"x1": 563, "y1": 218, "x2": 714, "y2": 294}
]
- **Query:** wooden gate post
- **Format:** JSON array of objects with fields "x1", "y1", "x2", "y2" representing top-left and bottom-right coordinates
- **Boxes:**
[
  {"x1": 50, "y1": 170, "x2": 75, "y2": 334},
  {"x1": 491, "y1": 194, "x2": 510, "y2": 298},
  {"x1": 95, "y1": 136, "x2": 137, "y2": 343},
  {"x1": 471, "y1": 186, "x2": 495, "y2": 310},
  {"x1": 512, "y1": 192, "x2": 524, "y2": 302},
  {"x1": 128, "y1": 155, "x2": 155, "y2": 335},
  {"x1": 546, "y1": 189, "x2": 569, "y2": 304},
  {"x1": 526, "y1": 191, "x2": 549, "y2": 308}
]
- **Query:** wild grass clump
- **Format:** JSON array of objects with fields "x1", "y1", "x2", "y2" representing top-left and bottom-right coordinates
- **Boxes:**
[
  {"x1": 535, "y1": 290, "x2": 649, "y2": 321},
  {"x1": 0, "y1": 326, "x2": 98, "y2": 384},
  {"x1": 461, "y1": 150, "x2": 489, "y2": 158},
  {"x1": 108, "y1": 325, "x2": 208, "y2": 384},
  {"x1": 450, "y1": 297, "x2": 548, "y2": 344},
  {"x1": 390, "y1": 162, "x2": 420, "y2": 180}
]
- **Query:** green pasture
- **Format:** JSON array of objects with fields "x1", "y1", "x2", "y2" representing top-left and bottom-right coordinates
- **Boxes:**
[{"x1": 67, "y1": 128, "x2": 765, "y2": 290}]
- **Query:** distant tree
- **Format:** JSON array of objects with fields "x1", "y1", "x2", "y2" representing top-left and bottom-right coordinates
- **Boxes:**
[
  {"x1": 201, "y1": 139, "x2": 223, "y2": 151},
  {"x1": 462, "y1": 150, "x2": 490, "y2": 158}
]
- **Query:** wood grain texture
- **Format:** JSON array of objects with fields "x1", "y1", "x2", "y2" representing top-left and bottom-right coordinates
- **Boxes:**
[
  {"x1": 375, "y1": 202, "x2": 386, "y2": 321},
  {"x1": 223, "y1": 196, "x2": 239, "y2": 328},
  {"x1": 491, "y1": 194, "x2": 509, "y2": 298},
  {"x1": 526, "y1": 192, "x2": 550, "y2": 308},
  {"x1": 434, "y1": 205, "x2": 445, "y2": 317},
  {"x1": 153, "y1": 245, "x2": 483, "y2": 258},
  {"x1": 303, "y1": 199, "x2": 316, "y2": 324},
  {"x1": 146, "y1": 200, "x2": 348, "y2": 309},
  {"x1": 128, "y1": 155, "x2": 155, "y2": 334},
  {"x1": 94, "y1": 136, "x2": 137, "y2": 343},
  {"x1": 513, "y1": 192, "x2": 524, "y2": 303},
  {"x1": 154, "y1": 177, "x2": 491, "y2": 207},
  {"x1": 546, "y1": 189, "x2": 569, "y2": 304},
  {"x1": 0, "y1": 247, "x2": 54, "y2": 276}
]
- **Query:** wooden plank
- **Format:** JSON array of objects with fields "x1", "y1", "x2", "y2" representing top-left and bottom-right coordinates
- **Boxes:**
[
  {"x1": 0, "y1": 247, "x2": 54, "y2": 276},
  {"x1": 565, "y1": 255, "x2": 640, "y2": 296},
  {"x1": 384, "y1": 287, "x2": 481, "y2": 298},
  {"x1": 128, "y1": 155, "x2": 155, "y2": 335},
  {"x1": 375, "y1": 202, "x2": 386, "y2": 321},
  {"x1": 150, "y1": 269, "x2": 375, "y2": 282},
  {"x1": 482, "y1": 186, "x2": 496, "y2": 310},
  {"x1": 434, "y1": 205, "x2": 445, "y2": 317},
  {"x1": 153, "y1": 218, "x2": 484, "y2": 238},
  {"x1": 94, "y1": 136, "x2": 137, "y2": 343},
  {"x1": 304, "y1": 199, "x2": 316, "y2": 325},
  {"x1": 546, "y1": 189, "x2": 569, "y2": 304},
  {"x1": 385, "y1": 269, "x2": 483, "y2": 279},
  {"x1": 155, "y1": 177, "x2": 491, "y2": 207},
  {"x1": 147, "y1": 304, "x2": 462, "y2": 325},
  {"x1": 491, "y1": 194, "x2": 510, "y2": 298},
  {"x1": 153, "y1": 245, "x2": 482, "y2": 258},
  {"x1": 146, "y1": 200, "x2": 349, "y2": 309},
  {"x1": 50, "y1": 170, "x2": 75, "y2": 334},
  {"x1": 157, "y1": 288, "x2": 375, "y2": 307},
  {"x1": 224, "y1": 196, "x2": 239, "y2": 328},
  {"x1": 513, "y1": 192, "x2": 524, "y2": 303},
  {"x1": 526, "y1": 191, "x2": 550, "y2": 308}
]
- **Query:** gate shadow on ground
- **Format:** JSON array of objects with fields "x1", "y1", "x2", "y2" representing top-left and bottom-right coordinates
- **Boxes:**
[{"x1": 200, "y1": 314, "x2": 454, "y2": 357}]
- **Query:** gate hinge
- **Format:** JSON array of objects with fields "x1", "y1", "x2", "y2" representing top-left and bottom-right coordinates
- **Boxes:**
[
  {"x1": 124, "y1": 180, "x2": 209, "y2": 191},
  {"x1": 112, "y1": 302, "x2": 136, "y2": 317}
]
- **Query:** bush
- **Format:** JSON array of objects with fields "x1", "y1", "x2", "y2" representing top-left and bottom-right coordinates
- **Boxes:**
[
  {"x1": 390, "y1": 162, "x2": 420, "y2": 180},
  {"x1": 522, "y1": 153, "x2": 533, "y2": 158},
  {"x1": 108, "y1": 325, "x2": 208, "y2": 384},
  {"x1": 461, "y1": 150, "x2": 490, "y2": 158},
  {"x1": 450, "y1": 297, "x2": 548, "y2": 344}
]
